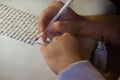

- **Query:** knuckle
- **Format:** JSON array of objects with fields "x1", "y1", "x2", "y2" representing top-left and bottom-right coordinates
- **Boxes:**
[
  {"x1": 54, "y1": 21, "x2": 60, "y2": 27},
  {"x1": 54, "y1": 21, "x2": 61, "y2": 30},
  {"x1": 63, "y1": 32, "x2": 71, "y2": 37},
  {"x1": 38, "y1": 10, "x2": 47, "y2": 24},
  {"x1": 40, "y1": 10, "x2": 48, "y2": 18},
  {"x1": 41, "y1": 9, "x2": 47, "y2": 15},
  {"x1": 52, "y1": 1, "x2": 63, "y2": 6},
  {"x1": 39, "y1": 11, "x2": 46, "y2": 18},
  {"x1": 53, "y1": 36, "x2": 59, "y2": 42}
]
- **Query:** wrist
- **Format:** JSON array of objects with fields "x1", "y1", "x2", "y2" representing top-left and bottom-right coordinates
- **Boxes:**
[
  {"x1": 56, "y1": 56, "x2": 83, "y2": 74},
  {"x1": 77, "y1": 16, "x2": 105, "y2": 40},
  {"x1": 79, "y1": 15, "x2": 120, "y2": 45}
]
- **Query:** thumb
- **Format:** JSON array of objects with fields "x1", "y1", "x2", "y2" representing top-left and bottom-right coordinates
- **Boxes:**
[{"x1": 47, "y1": 21, "x2": 71, "y2": 33}]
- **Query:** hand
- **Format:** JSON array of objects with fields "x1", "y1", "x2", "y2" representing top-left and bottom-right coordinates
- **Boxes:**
[
  {"x1": 38, "y1": 1, "x2": 120, "y2": 45},
  {"x1": 38, "y1": 1, "x2": 106, "y2": 42},
  {"x1": 40, "y1": 33, "x2": 97, "y2": 74},
  {"x1": 38, "y1": 1, "x2": 81, "y2": 42}
]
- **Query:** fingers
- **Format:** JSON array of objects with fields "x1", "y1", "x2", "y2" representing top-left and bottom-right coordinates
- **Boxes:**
[
  {"x1": 38, "y1": 1, "x2": 64, "y2": 33},
  {"x1": 47, "y1": 32, "x2": 55, "y2": 40},
  {"x1": 40, "y1": 44, "x2": 47, "y2": 54},
  {"x1": 40, "y1": 35, "x2": 61, "y2": 56},
  {"x1": 61, "y1": 33, "x2": 72, "y2": 40},
  {"x1": 40, "y1": 20, "x2": 74, "y2": 42},
  {"x1": 38, "y1": 1, "x2": 64, "y2": 42},
  {"x1": 62, "y1": 32, "x2": 71, "y2": 37},
  {"x1": 42, "y1": 31, "x2": 47, "y2": 42},
  {"x1": 47, "y1": 21, "x2": 73, "y2": 33},
  {"x1": 38, "y1": 11, "x2": 50, "y2": 33}
]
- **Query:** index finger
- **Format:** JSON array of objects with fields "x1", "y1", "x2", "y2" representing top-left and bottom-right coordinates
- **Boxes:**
[
  {"x1": 38, "y1": 1, "x2": 64, "y2": 33},
  {"x1": 38, "y1": 11, "x2": 50, "y2": 33}
]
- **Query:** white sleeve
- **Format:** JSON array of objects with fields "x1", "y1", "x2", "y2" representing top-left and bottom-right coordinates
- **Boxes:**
[{"x1": 57, "y1": 60, "x2": 105, "y2": 80}]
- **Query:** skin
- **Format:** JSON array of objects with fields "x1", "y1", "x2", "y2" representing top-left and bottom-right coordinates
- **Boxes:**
[
  {"x1": 38, "y1": 1, "x2": 120, "y2": 79},
  {"x1": 38, "y1": 1, "x2": 120, "y2": 46},
  {"x1": 40, "y1": 33, "x2": 97, "y2": 74}
]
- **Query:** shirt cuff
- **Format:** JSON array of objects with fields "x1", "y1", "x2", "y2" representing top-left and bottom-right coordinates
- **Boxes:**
[{"x1": 57, "y1": 60, "x2": 105, "y2": 80}]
